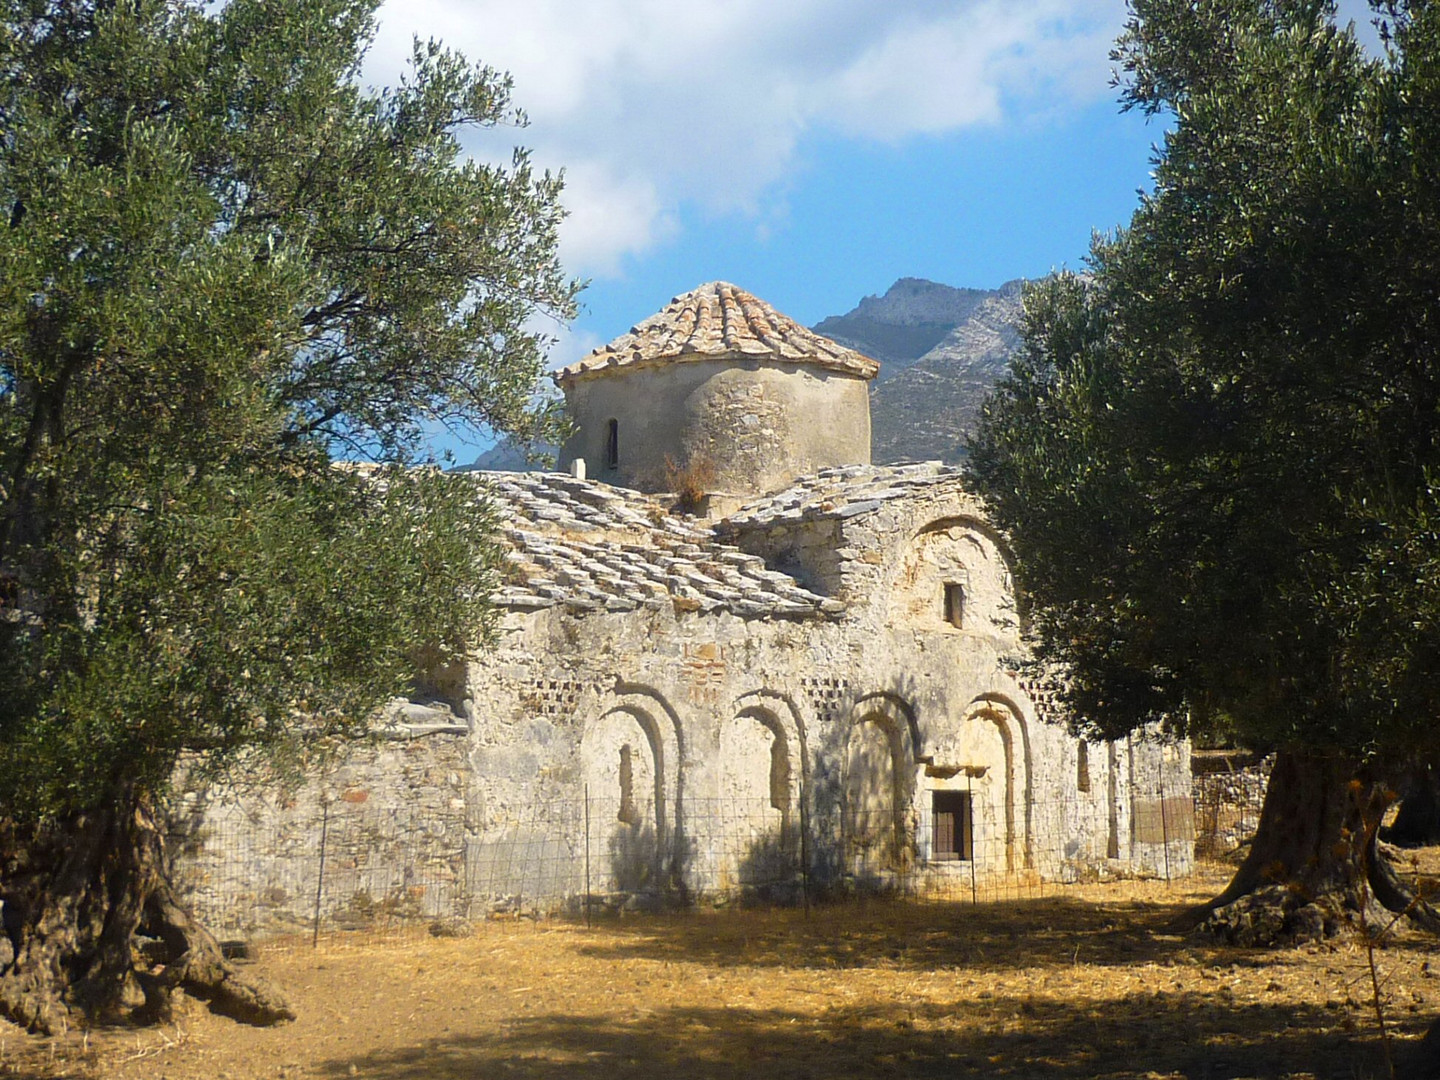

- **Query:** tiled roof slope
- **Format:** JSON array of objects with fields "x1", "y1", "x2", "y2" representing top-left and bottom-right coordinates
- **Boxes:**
[
  {"x1": 477, "y1": 471, "x2": 844, "y2": 620},
  {"x1": 718, "y1": 462, "x2": 962, "y2": 531},
  {"x1": 555, "y1": 281, "x2": 879, "y2": 384}
]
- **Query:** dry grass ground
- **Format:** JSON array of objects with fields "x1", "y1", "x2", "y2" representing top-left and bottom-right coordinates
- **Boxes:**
[{"x1": 3, "y1": 859, "x2": 1438, "y2": 1080}]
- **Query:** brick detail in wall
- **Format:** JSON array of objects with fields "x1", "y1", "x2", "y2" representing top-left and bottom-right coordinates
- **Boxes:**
[
  {"x1": 802, "y1": 675, "x2": 850, "y2": 723},
  {"x1": 1011, "y1": 669, "x2": 1066, "y2": 727},
  {"x1": 521, "y1": 677, "x2": 592, "y2": 718}
]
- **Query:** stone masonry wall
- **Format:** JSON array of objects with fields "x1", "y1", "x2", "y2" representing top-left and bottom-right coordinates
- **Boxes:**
[
  {"x1": 561, "y1": 360, "x2": 872, "y2": 499},
  {"x1": 172, "y1": 471, "x2": 1195, "y2": 937},
  {"x1": 1192, "y1": 752, "x2": 1272, "y2": 857},
  {"x1": 169, "y1": 734, "x2": 471, "y2": 941}
]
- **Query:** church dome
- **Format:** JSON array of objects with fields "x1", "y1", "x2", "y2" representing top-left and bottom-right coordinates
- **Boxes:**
[{"x1": 556, "y1": 283, "x2": 878, "y2": 507}]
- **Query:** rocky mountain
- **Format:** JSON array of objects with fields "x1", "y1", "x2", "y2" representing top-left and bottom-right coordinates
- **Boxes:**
[
  {"x1": 455, "y1": 438, "x2": 556, "y2": 473},
  {"x1": 867, "y1": 280, "x2": 1024, "y2": 463},
  {"x1": 812, "y1": 278, "x2": 998, "y2": 379}
]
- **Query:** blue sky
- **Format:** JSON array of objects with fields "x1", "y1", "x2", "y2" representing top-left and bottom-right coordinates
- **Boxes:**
[
  {"x1": 364, "y1": 0, "x2": 1380, "y2": 462},
  {"x1": 574, "y1": 103, "x2": 1159, "y2": 330}
]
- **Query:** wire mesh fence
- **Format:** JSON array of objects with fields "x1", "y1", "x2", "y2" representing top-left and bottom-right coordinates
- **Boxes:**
[{"x1": 167, "y1": 766, "x2": 1261, "y2": 951}]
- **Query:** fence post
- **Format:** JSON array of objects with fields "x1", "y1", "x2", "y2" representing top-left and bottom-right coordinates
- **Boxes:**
[
  {"x1": 967, "y1": 771, "x2": 978, "y2": 906},
  {"x1": 312, "y1": 795, "x2": 330, "y2": 949},
  {"x1": 583, "y1": 783, "x2": 591, "y2": 929},
  {"x1": 460, "y1": 799, "x2": 471, "y2": 925},
  {"x1": 799, "y1": 777, "x2": 810, "y2": 919},
  {"x1": 1158, "y1": 766, "x2": 1172, "y2": 884}
]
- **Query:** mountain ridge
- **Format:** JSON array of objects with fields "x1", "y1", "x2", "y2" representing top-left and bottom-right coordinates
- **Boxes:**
[{"x1": 817, "y1": 277, "x2": 1026, "y2": 463}]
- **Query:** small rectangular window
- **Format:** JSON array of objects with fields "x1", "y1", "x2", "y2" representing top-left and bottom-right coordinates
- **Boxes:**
[
  {"x1": 932, "y1": 791, "x2": 972, "y2": 861},
  {"x1": 1077, "y1": 740, "x2": 1092, "y2": 793},
  {"x1": 944, "y1": 583, "x2": 965, "y2": 628}
]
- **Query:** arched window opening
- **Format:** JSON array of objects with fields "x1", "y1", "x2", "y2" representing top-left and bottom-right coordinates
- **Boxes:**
[
  {"x1": 1077, "y1": 740, "x2": 1091, "y2": 793},
  {"x1": 605, "y1": 418, "x2": 619, "y2": 470}
]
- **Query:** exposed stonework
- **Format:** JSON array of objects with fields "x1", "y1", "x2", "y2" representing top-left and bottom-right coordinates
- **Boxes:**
[
  {"x1": 171, "y1": 735, "x2": 473, "y2": 940},
  {"x1": 1192, "y1": 751, "x2": 1272, "y2": 857},
  {"x1": 174, "y1": 284, "x2": 1194, "y2": 936}
]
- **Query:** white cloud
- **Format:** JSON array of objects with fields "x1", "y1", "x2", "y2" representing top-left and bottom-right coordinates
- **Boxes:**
[
  {"x1": 806, "y1": 2, "x2": 1119, "y2": 139},
  {"x1": 553, "y1": 163, "x2": 678, "y2": 279},
  {"x1": 367, "y1": 0, "x2": 1125, "y2": 278}
]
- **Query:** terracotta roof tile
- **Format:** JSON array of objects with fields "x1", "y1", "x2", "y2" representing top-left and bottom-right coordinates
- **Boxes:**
[{"x1": 555, "y1": 281, "x2": 879, "y2": 384}]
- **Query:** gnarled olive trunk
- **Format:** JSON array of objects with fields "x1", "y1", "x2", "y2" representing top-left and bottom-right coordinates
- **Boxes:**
[
  {"x1": 0, "y1": 799, "x2": 293, "y2": 1034},
  {"x1": 1386, "y1": 762, "x2": 1440, "y2": 848},
  {"x1": 1183, "y1": 749, "x2": 1440, "y2": 944}
]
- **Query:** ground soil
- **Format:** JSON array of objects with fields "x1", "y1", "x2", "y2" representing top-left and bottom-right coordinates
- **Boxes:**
[{"x1": 3, "y1": 858, "x2": 1438, "y2": 1080}]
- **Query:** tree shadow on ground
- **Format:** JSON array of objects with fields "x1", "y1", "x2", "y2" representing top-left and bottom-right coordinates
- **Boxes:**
[
  {"x1": 302, "y1": 893, "x2": 1439, "y2": 1080},
  {"x1": 312, "y1": 990, "x2": 1416, "y2": 1080},
  {"x1": 565, "y1": 893, "x2": 1438, "y2": 977}
]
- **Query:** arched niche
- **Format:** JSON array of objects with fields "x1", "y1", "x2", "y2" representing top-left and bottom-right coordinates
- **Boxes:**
[
  {"x1": 841, "y1": 693, "x2": 919, "y2": 874},
  {"x1": 718, "y1": 691, "x2": 808, "y2": 886},
  {"x1": 579, "y1": 687, "x2": 683, "y2": 893},
  {"x1": 890, "y1": 516, "x2": 1019, "y2": 636},
  {"x1": 960, "y1": 694, "x2": 1034, "y2": 873},
  {"x1": 723, "y1": 691, "x2": 807, "y2": 820}
]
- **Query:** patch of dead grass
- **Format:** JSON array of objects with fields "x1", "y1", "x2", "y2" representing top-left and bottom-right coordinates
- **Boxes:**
[{"x1": 4, "y1": 860, "x2": 1437, "y2": 1080}]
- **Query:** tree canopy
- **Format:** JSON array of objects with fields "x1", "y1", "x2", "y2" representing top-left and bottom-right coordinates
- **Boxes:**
[
  {"x1": 0, "y1": 0, "x2": 575, "y2": 1029},
  {"x1": 969, "y1": 0, "x2": 1440, "y2": 934}
]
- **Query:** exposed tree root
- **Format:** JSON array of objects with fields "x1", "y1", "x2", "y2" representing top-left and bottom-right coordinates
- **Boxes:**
[
  {"x1": 1179, "y1": 843, "x2": 1438, "y2": 946},
  {"x1": 0, "y1": 801, "x2": 292, "y2": 1035},
  {"x1": 1367, "y1": 850, "x2": 1440, "y2": 935},
  {"x1": 140, "y1": 890, "x2": 294, "y2": 1027},
  {"x1": 1194, "y1": 885, "x2": 1350, "y2": 946},
  {"x1": 1173, "y1": 749, "x2": 1440, "y2": 946}
]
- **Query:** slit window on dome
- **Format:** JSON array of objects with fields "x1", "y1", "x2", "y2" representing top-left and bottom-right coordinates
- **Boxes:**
[{"x1": 605, "y1": 419, "x2": 619, "y2": 469}]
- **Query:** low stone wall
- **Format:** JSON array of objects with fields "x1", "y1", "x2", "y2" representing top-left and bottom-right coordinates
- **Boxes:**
[
  {"x1": 1191, "y1": 751, "x2": 1272, "y2": 857},
  {"x1": 167, "y1": 733, "x2": 472, "y2": 942}
]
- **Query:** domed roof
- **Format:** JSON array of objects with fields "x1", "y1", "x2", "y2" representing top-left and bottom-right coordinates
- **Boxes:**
[{"x1": 554, "y1": 281, "x2": 879, "y2": 384}]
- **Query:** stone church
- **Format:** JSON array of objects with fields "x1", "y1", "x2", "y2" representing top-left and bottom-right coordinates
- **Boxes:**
[{"x1": 178, "y1": 282, "x2": 1193, "y2": 935}]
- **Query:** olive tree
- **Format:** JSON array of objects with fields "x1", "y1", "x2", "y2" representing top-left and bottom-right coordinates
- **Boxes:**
[
  {"x1": 970, "y1": 0, "x2": 1440, "y2": 939},
  {"x1": 0, "y1": 0, "x2": 576, "y2": 1030}
]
